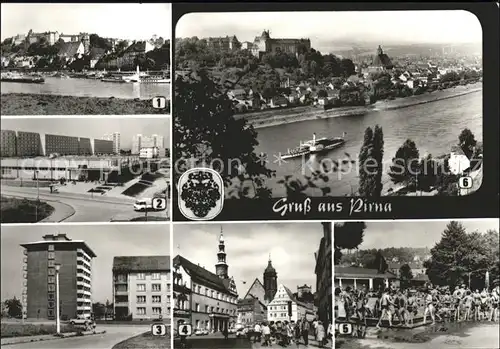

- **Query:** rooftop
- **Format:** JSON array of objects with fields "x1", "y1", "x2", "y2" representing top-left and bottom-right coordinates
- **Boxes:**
[
  {"x1": 113, "y1": 256, "x2": 170, "y2": 272},
  {"x1": 335, "y1": 266, "x2": 397, "y2": 279},
  {"x1": 21, "y1": 234, "x2": 97, "y2": 257},
  {"x1": 174, "y1": 255, "x2": 237, "y2": 296}
]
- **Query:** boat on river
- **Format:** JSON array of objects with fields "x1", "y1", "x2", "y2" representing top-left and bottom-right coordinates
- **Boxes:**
[
  {"x1": 309, "y1": 132, "x2": 347, "y2": 154},
  {"x1": 0, "y1": 72, "x2": 45, "y2": 84},
  {"x1": 281, "y1": 132, "x2": 346, "y2": 160}
]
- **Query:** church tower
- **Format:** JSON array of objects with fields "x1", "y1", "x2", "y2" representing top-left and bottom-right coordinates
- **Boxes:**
[
  {"x1": 215, "y1": 227, "x2": 229, "y2": 279},
  {"x1": 377, "y1": 45, "x2": 383, "y2": 56},
  {"x1": 263, "y1": 254, "x2": 278, "y2": 303}
]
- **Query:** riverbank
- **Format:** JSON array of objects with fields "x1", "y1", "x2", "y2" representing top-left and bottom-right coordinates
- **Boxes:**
[
  {"x1": 242, "y1": 83, "x2": 482, "y2": 129},
  {"x1": 0, "y1": 93, "x2": 170, "y2": 115}
]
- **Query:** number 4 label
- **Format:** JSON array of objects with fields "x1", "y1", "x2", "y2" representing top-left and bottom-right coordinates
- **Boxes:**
[
  {"x1": 179, "y1": 324, "x2": 192, "y2": 336},
  {"x1": 459, "y1": 176, "x2": 473, "y2": 189},
  {"x1": 151, "y1": 324, "x2": 167, "y2": 336},
  {"x1": 153, "y1": 197, "x2": 167, "y2": 210}
]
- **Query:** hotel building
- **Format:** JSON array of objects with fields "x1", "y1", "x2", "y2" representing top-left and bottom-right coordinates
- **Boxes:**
[
  {"x1": 21, "y1": 234, "x2": 96, "y2": 320},
  {"x1": 112, "y1": 256, "x2": 171, "y2": 321}
]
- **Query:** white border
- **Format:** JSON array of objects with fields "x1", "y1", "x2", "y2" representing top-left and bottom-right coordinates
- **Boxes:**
[{"x1": 176, "y1": 168, "x2": 225, "y2": 221}]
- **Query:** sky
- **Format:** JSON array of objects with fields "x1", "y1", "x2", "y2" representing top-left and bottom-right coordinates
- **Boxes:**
[
  {"x1": 174, "y1": 223, "x2": 325, "y2": 296},
  {"x1": 1, "y1": 4, "x2": 171, "y2": 41},
  {"x1": 1, "y1": 117, "x2": 170, "y2": 150},
  {"x1": 177, "y1": 10, "x2": 482, "y2": 52},
  {"x1": 349, "y1": 219, "x2": 499, "y2": 250},
  {"x1": 1, "y1": 224, "x2": 170, "y2": 303}
]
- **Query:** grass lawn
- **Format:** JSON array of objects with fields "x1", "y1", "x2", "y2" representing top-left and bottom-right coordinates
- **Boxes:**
[
  {"x1": 0, "y1": 323, "x2": 73, "y2": 338},
  {"x1": 112, "y1": 331, "x2": 170, "y2": 349},
  {"x1": 1, "y1": 196, "x2": 54, "y2": 223}
]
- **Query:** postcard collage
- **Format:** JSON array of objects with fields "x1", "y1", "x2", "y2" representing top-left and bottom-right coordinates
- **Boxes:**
[{"x1": 0, "y1": 3, "x2": 498, "y2": 349}]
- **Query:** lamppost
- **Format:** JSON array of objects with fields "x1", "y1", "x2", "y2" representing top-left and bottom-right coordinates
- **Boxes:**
[
  {"x1": 35, "y1": 170, "x2": 40, "y2": 221},
  {"x1": 55, "y1": 263, "x2": 61, "y2": 335}
]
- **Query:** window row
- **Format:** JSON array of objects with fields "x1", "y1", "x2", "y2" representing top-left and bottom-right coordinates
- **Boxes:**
[
  {"x1": 136, "y1": 307, "x2": 164, "y2": 315},
  {"x1": 136, "y1": 295, "x2": 168, "y2": 303},
  {"x1": 191, "y1": 282, "x2": 237, "y2": 304}
]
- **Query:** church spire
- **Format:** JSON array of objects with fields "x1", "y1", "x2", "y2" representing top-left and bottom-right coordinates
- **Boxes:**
[{"x1": 215, "y1": 226, "x2": 228, "y2": 279}]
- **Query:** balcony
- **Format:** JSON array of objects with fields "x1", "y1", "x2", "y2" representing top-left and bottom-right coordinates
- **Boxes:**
[
  {"x1": 76, "y1": 272, "x2": 91, "y2": 282},
  {"x1": 114, "y1": 301, "x2": 129, "y2": 307},
  {"x1": 114, "y1": 289, "x2": 128, "y2": 296}
]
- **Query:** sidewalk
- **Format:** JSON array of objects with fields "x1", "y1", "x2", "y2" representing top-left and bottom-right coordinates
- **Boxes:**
[{"x1": 1, "y1": 330, "x2": 106, "y2": 346}]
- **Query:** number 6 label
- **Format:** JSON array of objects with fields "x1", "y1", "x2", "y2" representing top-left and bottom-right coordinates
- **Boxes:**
[{"x1": 459, "y1": 176, "x2": 473, "y2": 189}]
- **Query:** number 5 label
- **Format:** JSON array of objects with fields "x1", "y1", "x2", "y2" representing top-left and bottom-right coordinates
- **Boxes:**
[{"x1": 151, "y1": 323, "x2": 167, "y2": 336}]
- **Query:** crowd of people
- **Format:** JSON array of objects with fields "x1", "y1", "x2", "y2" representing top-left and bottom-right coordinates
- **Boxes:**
[
  {"x1": 335, "y1": 283, "x2": 499, "y2": 336},
  {"x1": 250, "y1": 317, "x2": 333, "y2": 347}
]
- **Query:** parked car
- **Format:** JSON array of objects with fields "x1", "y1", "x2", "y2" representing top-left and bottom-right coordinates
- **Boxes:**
[
  {"x1": 69, "y1": 317, "x2": 95, "y2": 331},
  {"x1": 228, "y1": 327, "x2": 237, "y2": 334},
  {"x1": 235, "y1": 327, "x2": 247, "y2": 338},
  {"x1": 194, "y1": 329, "x2": 204, "y2": 336}
]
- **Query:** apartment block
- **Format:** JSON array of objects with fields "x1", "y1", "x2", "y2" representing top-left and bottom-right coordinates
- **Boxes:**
[
  {"x1": 21, "y1": 234, "x2": 96, "y2": 320},
  {"x1": 113, "y1": 256, "x2": 171, "y2": 321}
]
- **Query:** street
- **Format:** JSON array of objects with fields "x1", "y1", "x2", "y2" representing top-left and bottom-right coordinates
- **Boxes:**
[
  {"x1": 1, "y1": 325, "x2": 151, "y2": 349},
  {"x1": 174, "y1": 334, "x2": 329, "y2": 348},
  {"x1": 174, "y1": 335, "x2": 252, "y2": 348},
  {"x1": 1, "y1": 186, "x2": 167, "y2": 222}
]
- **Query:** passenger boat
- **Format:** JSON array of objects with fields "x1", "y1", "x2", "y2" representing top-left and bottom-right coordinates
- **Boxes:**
[
  {"x1": 280, "y1": 132, "x2": 346, "y2": 160},
  {"x1": 0, "y1": 72, "x2": 45, "y2": 84},
  {"x1": 309, "y1": 132, "x2": 347, "y2": 154}
]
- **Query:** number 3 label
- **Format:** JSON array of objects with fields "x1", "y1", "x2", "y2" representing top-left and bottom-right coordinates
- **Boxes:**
[{"x1": 151, "y1": 323, "x2": 167, "y2": 336}]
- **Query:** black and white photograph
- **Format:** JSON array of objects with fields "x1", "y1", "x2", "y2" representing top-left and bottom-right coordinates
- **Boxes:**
[
  {"x1": 174, "y1": 9, "x2": 483, "y2": 210},
  {"x1": 0, "y1": 224, "x2": 170, "y2": 349},
  {"x1": 1, "y1": 117, "x2": 170, "y2": 223},
  {"x1": 1, "y1": 3, "x2": 171, "y2": 115},
  {"x1": 334, "y1": 219, "x2": 500, "y2": 349},
  {"x1": 172, "y1": 222, "x2": 332, "y2": 348}
]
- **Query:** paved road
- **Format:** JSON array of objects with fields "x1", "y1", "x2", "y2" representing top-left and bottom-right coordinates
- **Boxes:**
[
  {"x1": 174, "y1": 336, "x2": 252, "y2": 348},
  {"x1": 1, "y1": 325, "x2": 150, "y2": 349},
  {"x1": 174, "y1": 334, "x2": 327, "y2": 349},
  {"x1": 1, "y1": 186, "x2": 167, "y2": 222}
]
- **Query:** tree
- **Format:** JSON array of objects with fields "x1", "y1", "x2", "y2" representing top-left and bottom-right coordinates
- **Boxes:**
[
  {"x1": 368, "y1": 250, "x2": 389, "y2": 273},
  {"x1": 424, "y1": 221, "x2": 488, "y2": 288},
  {"x1": 399, "y1": 263, "x2": 414, "y2": 289},
  {"x1": 317, "y1": 89, "x2": 327, "y2": 98},
  {"x1": 388, "y1": 139, "x2": 420, "y2": 189},
  {"x1": 458, "y1": 128, "x2": 477, "y2": 159},
  {"x1": 340, "y1": 58, "x2": 356, "y2": 77},
  {"x1": 174, "y1": 70, "x2": 274, "y2": 200},
  {"x1": 4, "y1": 297, "x2": 22, "y2": 318},
  {"x1": 334, "y1": 222, "x2": 366, "y2": 264},
  {"x1": 358, "y1": 126, "x2": 384, "y2": 197},
  {"x1": 92, "y1": 302, "x2": 106, "y2": 319}
]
